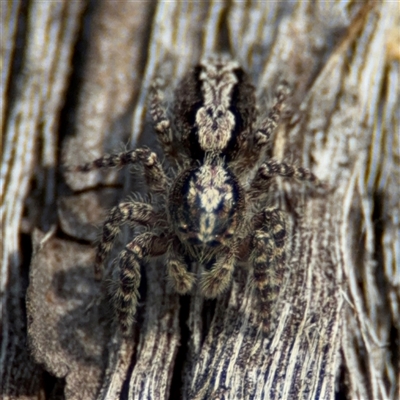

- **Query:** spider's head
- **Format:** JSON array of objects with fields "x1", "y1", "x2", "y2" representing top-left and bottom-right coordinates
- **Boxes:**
[{"x1": 169, "y1": 157, "x2": 244, "y2": 255}]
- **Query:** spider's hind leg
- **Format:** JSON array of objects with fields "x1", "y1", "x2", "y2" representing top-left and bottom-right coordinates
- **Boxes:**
[
  {"x1": 254, "y1": 80, "x2": 291, "y2": 148},
  {"x1": 252, "y1": 207, "x2": 287, "y2": 336},
  {"x1": 247, "y1": 157, "x2": 325, "y2": 201},
  {"x1": 150, "y1": 80, "x2": 188, "y2": 165},
  {"x1": 254, "y1": 159, "x2": 325, "y2": 190},
  {"x1": 66, "y1": 147, "x2": 168, "y2": 194},
  {"x1": 235, "y1": 80, "x2": 291, "y2": 177}
]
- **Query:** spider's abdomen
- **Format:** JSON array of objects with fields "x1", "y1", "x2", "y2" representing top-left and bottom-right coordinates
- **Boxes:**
[
  {"x1": 173, "y1": 56, "x2": 257, "y2": 161},
  {"x1": 169, "y1": 158, "x2": 244, "y2": 250}
]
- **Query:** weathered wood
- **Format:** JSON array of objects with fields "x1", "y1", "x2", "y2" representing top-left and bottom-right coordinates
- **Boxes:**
[{"x1": 1, "y1": 1, "x2": 398, "y2": 399}]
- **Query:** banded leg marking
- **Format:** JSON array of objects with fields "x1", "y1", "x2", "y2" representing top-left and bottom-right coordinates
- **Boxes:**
[
  {"x1": 95, "y1": 202, "x2": 159, "y2": 278},
  {"x1": 166, "y1": 244, "x2": 195, "y2": 294},
  {"x1": 252, "y1": 208, "x2": 287, "y2": 335},
  {"x1": 255, "y1": 80, "x2": 291, "y2": 147},
  {"x1": 150, "y1": 83, "x2": 174, "y2": 156},
  {"x1": 114, "y1": 232, "x2": 168, "y2": 334},
  {"x1": 200, "y1": 248, "x2": 236, "y2": 298},
  {"x1": 247, "y1": 159, "x2": 325, "y2": 200},
  {"x1": 67, "y1": 147, "x2": 168, "y2": 193}
]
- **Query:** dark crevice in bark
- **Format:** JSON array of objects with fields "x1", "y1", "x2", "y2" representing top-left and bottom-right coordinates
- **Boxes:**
[
  {"x1": 42, "y1": 370, "x2": 65, "y2": 400},
  {"x1": 2, "y1": 0, "x2": 29, "y2": 135},
  {"x1": 57, "y1": 1, "x2": 93, "y2": 146},
  {"x1": 335, "y1": 354, "x2": 351, "y2": 400},
  {"x1": 169, "y1": 295, "x2": 191, "y2": 400}
]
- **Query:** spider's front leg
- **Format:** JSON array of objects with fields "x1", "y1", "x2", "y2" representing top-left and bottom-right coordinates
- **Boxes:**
[
  {"x1": 66, "y1": 148, "x2": 169, "y2": 278},
  {"x1": 200, "y1": 247, "x2": 236, "y2": 299},
  {"x1": 95, "y1": 201, "x2": 161, "y2": 279},
  {"x1": 252, "y1": 208, "x2": 287, "y2": 336},
  {"x1": 115, "y1": 232, "x2": 169, "y2": 334},
  {"x1": 166, "y1": 241, "x2": 195, "y2": 294}
]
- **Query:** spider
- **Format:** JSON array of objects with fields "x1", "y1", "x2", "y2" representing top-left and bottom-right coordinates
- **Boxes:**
[{"x1": 67, "y1": 55, "x2": 323, "y2": 335}]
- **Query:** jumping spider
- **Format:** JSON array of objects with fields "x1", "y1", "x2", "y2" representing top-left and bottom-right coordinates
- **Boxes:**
[{"x1": 68, "y1": 55, "x2": 323, "y2": 335}]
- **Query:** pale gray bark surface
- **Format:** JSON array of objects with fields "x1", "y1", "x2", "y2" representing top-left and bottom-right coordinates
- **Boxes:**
[{"x1": 1, "y1": 1, "x2": 399, "y2": 399}]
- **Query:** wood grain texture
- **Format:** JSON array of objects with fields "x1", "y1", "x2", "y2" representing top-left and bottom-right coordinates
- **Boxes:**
[{"x1": 1, "y1": 1, "x2": 398, "y2": 399}]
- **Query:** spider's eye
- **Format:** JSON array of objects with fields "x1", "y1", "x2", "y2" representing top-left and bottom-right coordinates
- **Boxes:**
[
  {"x1": 206, "y1": 240, "x2": 221, "y2": 248},
  {"x1": 187, "y1": 237, "x2": 203, "y2": 246},
  {"x1": 178, "y1": 225, "x2": 188, "y2": 233}
]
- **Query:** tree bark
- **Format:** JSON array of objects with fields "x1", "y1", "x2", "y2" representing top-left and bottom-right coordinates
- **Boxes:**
[{"x1": 1, "y1": 1, "x2": 398, "y2": 399}]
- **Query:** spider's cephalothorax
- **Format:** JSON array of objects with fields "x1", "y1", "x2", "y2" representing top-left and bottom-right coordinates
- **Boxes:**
[
  {"x1": 169, "y1": 155, "x2": 245, "y2": 254},
  {"x1": 68, "y1": 55, "x2": 324, "y2": 335}
]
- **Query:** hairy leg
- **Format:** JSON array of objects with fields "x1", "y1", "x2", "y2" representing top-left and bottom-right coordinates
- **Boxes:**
[
  {"x1": 252, "y1": 207, "x2": 287, "y2": 336},
  {"x1": 150, "y1": 81, "x2": 190, "y2": 166},
  {"x1": 66, "y1": 147, "x2": 168, "y2": 194},
  {"x1": 248, "y1": 159, "x2": 325, "y2": 200},
  {"x1": 95, "y1": 201, "x2": 160, "y2": 279},
  {"x1": 254, "y1": 80, "x2": 291, "y2": 147},
  {"x1": 166, "y1": 243, "x2": 195, "y2": 294},
  {"x1": 234, "y1": 80, "x2": 291, "y2": 178},
  {"x1": 114, "y1": 232, "x2": 169, "y2": 334},
  {"x1": 200, "y1": 247, "x2": 236, "y2": 298}
]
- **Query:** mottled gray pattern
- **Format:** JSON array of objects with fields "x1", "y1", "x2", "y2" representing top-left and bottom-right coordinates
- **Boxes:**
[{"x1": 1, "y1": 1, "x2": 398, "y2": 400}]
